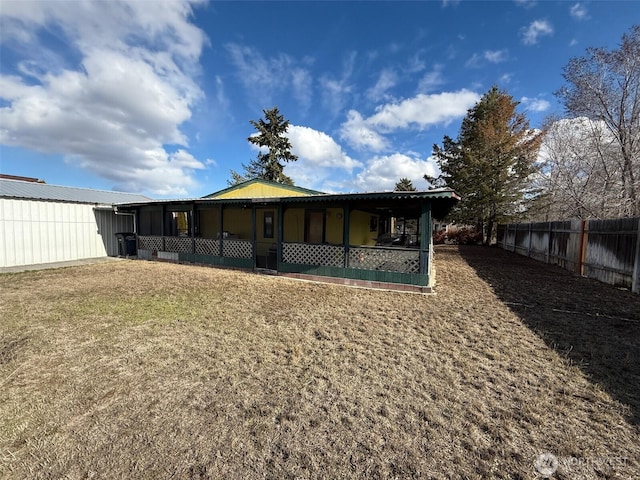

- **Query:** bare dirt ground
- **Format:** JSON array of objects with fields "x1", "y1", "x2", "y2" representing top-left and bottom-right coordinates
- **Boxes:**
[{"x1": 1, "y1": 246, "x2": 639, "y2": 479}]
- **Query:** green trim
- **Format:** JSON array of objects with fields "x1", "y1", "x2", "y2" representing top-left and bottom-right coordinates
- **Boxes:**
[
  {"x1": 178, "y1": 253, "x2": 252, "y2": 269},
  {"x1": 343, "y1": 204, "x2": 350, "y2": 268},
  {"x1": 203, "y1": 178, "x2": 324, "y2": 198},
  {"x1": 419, "y1": 201, "x2": 431, "y2": 275},
  {"x1": 278, "y1": 262, "x2": 428, "y2": 286},
  {"x1": 277, "y1": 205, "x2": 284, "y2": 269}
]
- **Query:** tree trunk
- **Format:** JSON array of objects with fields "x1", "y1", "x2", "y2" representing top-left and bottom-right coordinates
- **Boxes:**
[{"x1": 485, "y1": 218, "x2": 494, "y2": 245}]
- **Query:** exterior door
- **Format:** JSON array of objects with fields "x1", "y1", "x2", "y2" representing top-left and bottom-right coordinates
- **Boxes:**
[
  {"x1": 255, "y1": 208, "x2": 278, "y2": 269},
  {"x1": 305, "y1": 210, "x2": 324, "y2": 244}
]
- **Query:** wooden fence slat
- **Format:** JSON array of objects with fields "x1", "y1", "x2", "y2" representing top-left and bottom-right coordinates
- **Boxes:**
[
  {"x1": 633, "y1": 218, "x2": 640, "y2": 294},
  {"x1": 497, "y1": 217, "x2": 640, "y2": 292}
]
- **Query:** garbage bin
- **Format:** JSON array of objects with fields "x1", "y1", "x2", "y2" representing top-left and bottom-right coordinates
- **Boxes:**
[{"x1": 115, "y1": 232, "x2": 137, "y2": 257}]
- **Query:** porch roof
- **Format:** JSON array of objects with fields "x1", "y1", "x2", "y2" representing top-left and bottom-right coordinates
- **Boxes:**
[{"x1": 117, "y1": 188, "x2": 460, "y2": 219}]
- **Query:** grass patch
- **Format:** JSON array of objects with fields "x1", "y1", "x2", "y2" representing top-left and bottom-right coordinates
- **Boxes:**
[{"x1": 1, "y1": 249, "x2": 638, "y2": 479}]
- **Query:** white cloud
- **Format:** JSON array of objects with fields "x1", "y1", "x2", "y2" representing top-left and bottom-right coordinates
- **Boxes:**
[
  {"x1": 466, "y1": 50, "x2": 507, "y2": 68},
  {"x1": 406, "y1": 53, "x2": 426, "y2": 74},
  {"x1": 291, "y1": 68, "x2": 313, "y2": 112},
  {"x1": 339, "y1": 153, "x2": 438, "y2": 192},
  {"x1": 225, "y1": 43, "x2": 308, "y2": 108},
  {"x1": 484, "y1": 49, "x2": 508, "y2": 63},
  {"x1": 570, "y1": 3, "x2": 588, "y2": 20},
  {"x1": 521, "y1": 96, "x2": 551, "y2": 112},
  {"x1": 284, "y1": 125, "x2": 362, "y2": 189},
  {"x1": 366, "y1": 68, "x2": 398, "y2": 102},
  {"x1": 521, "y1": 20, "x2": 553, "y2": 45},
  {"x1": 319, "y1": 52, "x2": 357, "y2": 115},
  {"x1": 0, "y1": 0, "x2": 208, "y2": 196},
  {"x1": 465, "y1": 53, "x2": 482, "y2": 68},
  {"x1": 417, "y1": 64, "x2": 445, "y2": 93},
  {"x1": 500, "y1": 73, "x2": 513, "y2": 84},
  {"x1": 340, "y1": 110, "x2": 390, "y2": 152},
  {"x1": 288, "y1": 125, "x2": 362, "y2": 171},
  {"x1": 339, "y1": 90, "x2": 479, "y2": 152},
  {"x1": 367, "y1": 89, "x2": 480, "y2": 132}
]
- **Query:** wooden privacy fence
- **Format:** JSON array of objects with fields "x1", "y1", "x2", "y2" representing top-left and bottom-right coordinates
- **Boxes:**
[{"x1": 496, "y1": 217, "x2": 640, "y2": 293}]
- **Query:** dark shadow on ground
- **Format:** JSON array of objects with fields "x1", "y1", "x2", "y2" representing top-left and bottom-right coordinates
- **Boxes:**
[{"x1": 457, "y1": 245, "x2": 640, "y2": 426}]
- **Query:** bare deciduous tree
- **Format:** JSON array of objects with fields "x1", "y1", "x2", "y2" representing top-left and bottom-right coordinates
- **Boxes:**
[
  {"x1": 533, "y1": 117, "x2": 625, "y2": 220},
  {"x1": 556, "y1": 25, "x2": 640, "y2": 216}
]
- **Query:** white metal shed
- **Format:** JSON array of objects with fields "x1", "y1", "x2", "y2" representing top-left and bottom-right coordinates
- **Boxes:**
[{"x1": 0, "y1": 178, "x2": 151, "y2": 268}]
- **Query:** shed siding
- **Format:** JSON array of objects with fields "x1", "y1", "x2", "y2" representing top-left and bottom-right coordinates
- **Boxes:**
[{"x1": 0, "y1": 199, "x2": 134, "y2": 268}]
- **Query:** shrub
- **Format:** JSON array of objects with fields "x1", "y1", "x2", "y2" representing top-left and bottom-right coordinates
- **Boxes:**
[
  {"x1": 433, "y1": 226, "x2": 483, "y2": 245},
  {"x1": 449, "y1": 226, "x2": 483, "y2": 245},
  {"x1": 433, "y1": 229, "x2": 448, "y2": 245}
]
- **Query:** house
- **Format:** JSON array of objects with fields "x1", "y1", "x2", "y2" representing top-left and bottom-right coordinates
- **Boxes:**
[
  {"x1": 119, "y1": 179, "x2": 459, "y2": 292},
  {"x1": 0, "y1": 177, "x2": 151, "y2": 269}
]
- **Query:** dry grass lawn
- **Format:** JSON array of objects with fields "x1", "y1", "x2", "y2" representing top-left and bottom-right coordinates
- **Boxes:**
[{"x1": 1, "y1": 246, "x2": 639, "y2": 479}]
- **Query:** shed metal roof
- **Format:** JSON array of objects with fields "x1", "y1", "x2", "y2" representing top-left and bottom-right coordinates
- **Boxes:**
[{"x1": 0, "y1": 178, "x2": 151, "y2": 205}]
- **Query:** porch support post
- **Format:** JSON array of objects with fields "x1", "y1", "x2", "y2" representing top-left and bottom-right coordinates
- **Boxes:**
[
  {"x1": 343, "y1": 203, "x2": 351, "y2": 268},
  {"x1": 161, "y1": 204, "x2": 166, "y2": 251},
  {"x1": 218, "y1": 204, "x2": 223, "y2": 257},
  {"x1": 191, "y1": 201, "x2": 196, "y2": 254},
  {"x1": 134, "y1": 209, "x2": 140, "y2": 252},
  {"x1": 251, "y1": 206, "x2": 257, "y2": 269},
  {"x1": 277, "y1": 204, "x2": 284, "y2": 268},
  {"x1": 419, "y1": 201, "x2": 431, "y2": 276}
]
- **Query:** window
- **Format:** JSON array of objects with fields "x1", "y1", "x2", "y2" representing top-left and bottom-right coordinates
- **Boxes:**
[
  {"x1": 166, "y1": 211, "x2": 190, "y2": 236},
  {"x1": 263, "y1": 211, "x2": 274, "y2": 238}
]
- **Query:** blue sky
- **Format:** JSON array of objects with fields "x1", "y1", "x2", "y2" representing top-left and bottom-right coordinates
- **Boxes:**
[{"x1": 0, "y1": 1, "x2": 637, "y2": 198}]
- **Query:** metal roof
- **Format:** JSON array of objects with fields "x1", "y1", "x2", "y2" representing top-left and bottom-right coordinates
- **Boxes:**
[
  {"x1": 0, "y1": 178, "x2": 152, "y2": 205},
  {"x1": 117, "y1": 188, "x2": 460, "y2": 207},
  {"x1": 280, "y1": 188, "x2": 460, "y2": 203}
]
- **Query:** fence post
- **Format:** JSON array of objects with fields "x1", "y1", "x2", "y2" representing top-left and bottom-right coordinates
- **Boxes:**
[
  {"x1": 633, "y1": 218, "x2": 640, "y2": 294},
  {"x1": 527, "y1": 223, "x2": 532, "y2": 258},
  {"x1": 546, "y1": 222, "x2": 552, "y2": 264},
  {"x1": 578, "y1": 219, "x2": 587, "y2": 276}
]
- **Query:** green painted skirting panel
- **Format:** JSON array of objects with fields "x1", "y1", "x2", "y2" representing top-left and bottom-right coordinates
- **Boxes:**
[
  {"x1": 170, "y1": 254, "x2": 427, "y2": 285},
  {"x1": 178, "y1": 253, "x2": 252, "y2": 269},
  {"x1": 279, "y1": 262, "x2": 428, "y2": 286}
]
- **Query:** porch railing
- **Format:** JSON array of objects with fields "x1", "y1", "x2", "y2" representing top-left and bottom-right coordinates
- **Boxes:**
[
  {"x1": 349, "y1": 246, "x2": 420, "y2": 274},
  {"x1": 164, "y1": 236, "x2": 192, "y2": 253},
  {"x1": 138, "y1": 235, "x2": 163, "y2": 252},
  {"x1": 222, "y1": 239, "x2": 253, "y2": 258},
  {"x1": 195, "y1": 237, "x2": 220, "y2": 256},
  {"x1": 137, "y1": 236, "x2": 423, "y2": 274},
  {"x1": 137, "y1": 235, "x2": 251, "y2": 259},
  {"x1": 282, "y1": 242, "x2": 421, "y2": 273},
  {"x1": 282, "y1": 242, "x2": 344, "y2": 267}
]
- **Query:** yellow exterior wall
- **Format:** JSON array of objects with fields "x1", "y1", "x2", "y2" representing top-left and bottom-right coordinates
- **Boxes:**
[
  {"x1": 222, "y1": 207, "x2": 252, "y2": 239},
  {"x1": 325, "y1": 208, "x2": 343, "y2": 245},
  {"x1": 349, "y1": 210, "x2": 378, "y2": 246},
  {"x1": 198, "y1": 208, "x2": 219, "y2": 238},
  {"x1": 214, "y1": 183, "x2": 311, "y2": 199},
  {"x1": 282, "y1": 207, "x2": 377, "y2": 245},
  {"x1": 201, "y1": 205, "x2": 378, "y2": 246},
  {"x1": 283, "y1": 208, "x2": 305, "y2": 242}
]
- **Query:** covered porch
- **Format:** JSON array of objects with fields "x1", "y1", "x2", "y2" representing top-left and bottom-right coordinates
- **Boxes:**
[{"x1": 124, "y1": 189, "x2": 458, "y2": 292}]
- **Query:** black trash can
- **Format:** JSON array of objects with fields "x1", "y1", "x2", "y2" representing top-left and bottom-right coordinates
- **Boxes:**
[{"x1": 115, "y1": 232, "x2": 137, "y2": 257}]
